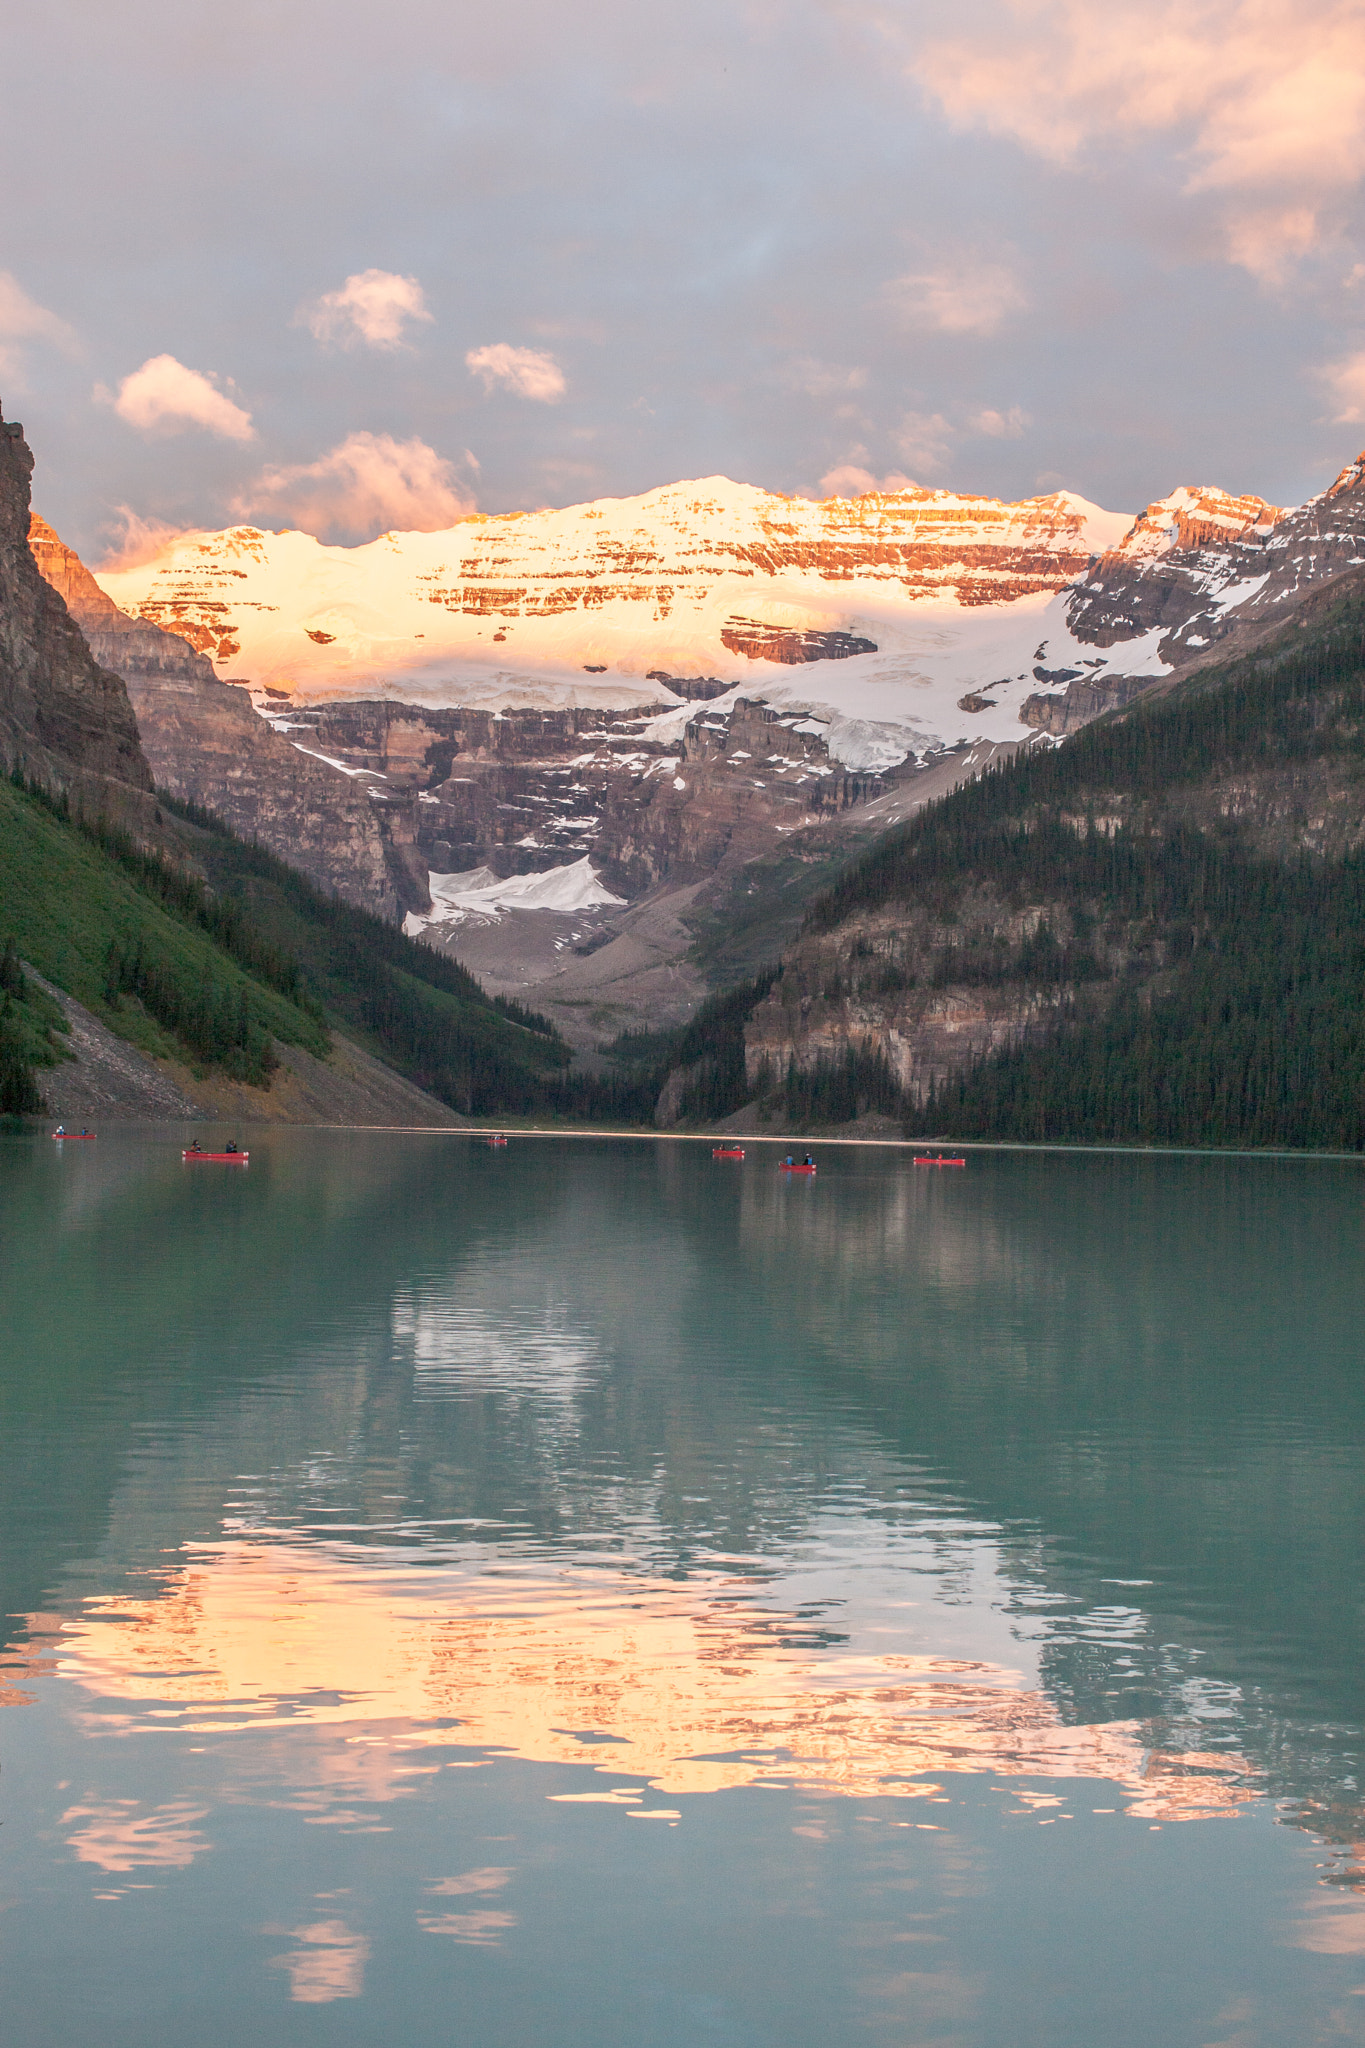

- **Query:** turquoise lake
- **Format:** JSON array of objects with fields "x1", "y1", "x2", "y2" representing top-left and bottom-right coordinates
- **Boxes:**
[{"x1": 2, "y1": 1127, "x2": 1363, "y2": 2045}]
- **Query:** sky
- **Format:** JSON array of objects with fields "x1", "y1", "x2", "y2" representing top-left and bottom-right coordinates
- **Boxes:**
[{"x1": 2, "y1": 0, "x2": 1364, "y2": 560}]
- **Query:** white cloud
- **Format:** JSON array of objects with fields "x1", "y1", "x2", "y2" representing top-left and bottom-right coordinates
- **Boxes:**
[
  {"x1": 779, "y1": 356, "x2": 869, "y2": 396},
  {"x1": 0, "y1": 272, "x2": 78, "y2": 385},
  {"x1": 967, "y1": 405, "x2": 1030, "y2": 437},
  {"x1": 887, "y1": 259, "x2": 1026, "y2": 335},
  {"x1": 299, "y1": 269, "x2": 433, "y2": 351},
  {"x1": 819, "y1": 464, "x2": 916, "y2": 497},
  {"x1": 101, "y1": 354, "x2": 255, "y2": 441},
  {"x1": 466, "y1": 344, "x2": 566, "y2": 402},
  {"x1": 888, "y1": 0, "x2": 1365, "y2": 281},
  {"x1": 1320, "y1": 349, "x2": 1365, "y2": 423},
  {"x1": 234, "y1": 431, "x2": 474, "y2": 543},
  {"x1": 893, "y1": 409, "x2": 955, "y2": 476}
]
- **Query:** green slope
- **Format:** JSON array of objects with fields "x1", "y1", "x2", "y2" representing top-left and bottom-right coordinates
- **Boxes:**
[
  {"x1": 0, "y1": 774, "x2": 658, "y2": 1122},
  {"x1": 0, "y1": 775, "x2": 327, "y2": 1091}
]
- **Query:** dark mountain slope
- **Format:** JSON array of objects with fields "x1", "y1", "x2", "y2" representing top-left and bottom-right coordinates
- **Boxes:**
[{"x1": 718, "y1": 577, "x2": 1365, "y2": 1147}]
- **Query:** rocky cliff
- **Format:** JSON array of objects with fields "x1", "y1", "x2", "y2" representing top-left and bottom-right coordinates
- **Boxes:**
[
  {"x1": 29, "y1": 517, "x2": 406, "y2": 918},
  {"x1": 0, "y1": 410, "x2": 149, "y2": 795}
]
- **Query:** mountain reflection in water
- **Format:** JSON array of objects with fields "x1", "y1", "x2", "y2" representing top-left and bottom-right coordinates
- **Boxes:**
[
  {"x1": 2, "y1": 1128, "x2": 1364, "y2": 2043},
  {"x1": 28, "y1": 1543, "x2": 1254, "y2": 1816}
]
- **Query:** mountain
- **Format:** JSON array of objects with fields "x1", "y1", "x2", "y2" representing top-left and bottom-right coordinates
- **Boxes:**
[
  {"x1": 0, "y1": 404, "x2": 629, "y2": 1124},
  {"x1": 41, "y1": 446, "x2": 1365, "y2": 1071},
  {"x1": 1029, "y1": 455, "x2": 1365, "y2": 731},
  {"x1": 86, "y1": 479, "x2": 1131, "y2": 1033},
  {"x1": 29, "y1": 517, "x2": 408, "y2": 918},
  {"x1": 691, "y1": 573, "x2": 1365, "y2": 1148},
  {"x1": 95, "y1": 477, "x2": 1130, "y2": 751}
]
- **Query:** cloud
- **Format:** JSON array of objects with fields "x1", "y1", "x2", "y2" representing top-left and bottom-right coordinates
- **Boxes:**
[
  {"x1": 100, "y1": 354, "x2": 255, "y2": 440},
  {"x1": 779, "y1": 356, "x2": 869, "y2": 396},
  {"x1": 1319, "y1": 349, "x2": 1365, "y2": 423},
  {"x1": 234, "y1": 431, "x2": 474, "y2": 542},
  {"x1": 893, "y1": 409, "x2": 955, "y2": 476},
  {"x1": 967, "y1": 405, "x2": 1030, "y2": 437},
  {"x1": 891, "y1": 0, "x2": 1365, "y2": 281},
  {"x1": 299, "y1": 269, "x2": 433, "y2": 350},
  {"x1": 0, "y1": 271, "x2": 78, "y2": 384},
  {"x1": 887, "y1": 259, "x2": 1025, "y2": 335},
  {"x1": 466, "y1": 344, "x2": 566, "y2": 402},
  {"x1": 819, "y1": 464, "x2": 916, "y2": 497},
  {"x1": 95, "y1": 506, "x2": 204, "y2": 572}
]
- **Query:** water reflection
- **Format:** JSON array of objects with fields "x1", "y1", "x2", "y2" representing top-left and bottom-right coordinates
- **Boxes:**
[
  {"x1": 4, "y1": 1131, "x2": 1365, "y2": 2044},
  {"x1": 43, "y1": 1540, "x2": 1253, "y2": 1817}
]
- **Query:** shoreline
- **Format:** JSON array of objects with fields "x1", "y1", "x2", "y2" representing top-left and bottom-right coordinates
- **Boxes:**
[{"x1": 28, "y1": 1121, "x2": 1356, "y2": 1164}]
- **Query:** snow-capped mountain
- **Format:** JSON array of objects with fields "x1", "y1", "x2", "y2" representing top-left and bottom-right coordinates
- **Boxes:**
[
  {"x1": 67, "y1": 453, "x2": 1365, "y2": 1039},
  {"x1": 97, "y1": 476, "x2": 1133, "y2": 771}
]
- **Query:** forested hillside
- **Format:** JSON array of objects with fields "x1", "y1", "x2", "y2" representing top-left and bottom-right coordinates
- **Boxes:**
[
  {"x1": 666, "y1": 580, "x2": 1365, "y2": 1149},
  {"x1": 0, "y1": 774, "x2": 657, "y2": 1121}
]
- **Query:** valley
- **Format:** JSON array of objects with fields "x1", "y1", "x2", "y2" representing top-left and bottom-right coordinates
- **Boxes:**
[{"x1": 11, "y1": 391, "x2": 1365, "y2": 1143}]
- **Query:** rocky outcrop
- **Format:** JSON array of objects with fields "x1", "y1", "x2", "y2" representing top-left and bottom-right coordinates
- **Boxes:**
[
  {"x1": 28, "y1": 517, "x2": 406, "y2": 918},
  {"x1": 742, "y1": 898, "x2": 1085, "y2": 1105},
  {"x1": 719, "y1": 621, "x2": 877, "y2": 663},
  {"x1": 0, "y1": 412, "x2": 149, "y2": 794}
]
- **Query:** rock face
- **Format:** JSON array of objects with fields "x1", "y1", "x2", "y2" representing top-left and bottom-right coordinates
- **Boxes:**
[
  {"x1": 743, "y1": 896, "x2": 1076, "y2": 1107},
  {"x1": 29, "y1": 517, "x2": 406, "y2": 918},
  {"x1": 0, "y1": 412, "x2": 149, "y2": 793},
  {"x1": 1025, "y1": 457, "x2": 1365, "y2": 731},
  {"x1": 719, "y1": 620, "x2": 878, "y2": 663},
  {"x1": 288, "y1": 692, "x2": 917, "y2": 902}
]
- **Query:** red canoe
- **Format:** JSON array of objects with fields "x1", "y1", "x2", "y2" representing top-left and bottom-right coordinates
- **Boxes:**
[
  {"x1": 780, "y1": 1162, "x2": 817, "y2": 1174},
  {"x1": 914, "y1": 1155, "x2": 965, "y2": 1167},
  {"x1": 713, "y1": 1147, "x2": 745, "y2": 1159},
  {"x1": 488, "y1": 1137, "x2": 508, "y2": 1147},
  {"x1": 183, "y1": 1150, "x2": 249, "y2": 1164},
  {"x1": 51, "y1": 1132, "x2": 95, "y2": 1140}
]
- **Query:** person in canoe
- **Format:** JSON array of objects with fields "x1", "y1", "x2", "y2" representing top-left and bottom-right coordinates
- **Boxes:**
[
  {"x1": 803, "y1": 1153, "x2": 814, "y2": 1167},
  {"x1": 225, "y1": 1140, "x2": 239, "y2": 1154},
  {"x1": 53, "y1": 1124, "x2": 64, "y2": 1137}
]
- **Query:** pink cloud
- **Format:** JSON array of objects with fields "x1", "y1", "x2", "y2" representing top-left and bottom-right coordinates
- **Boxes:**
[
  {"x1": 234, "y1": 431, "x2": 475, "y2": 542},
  {"x1": 0, "y1": 271, "x2": 77, "y2": 386},
  {"x1": 819, "y1": 463, "x2": 917, "y2": 497},
  {"x1": 1320, "y1": 348, "x2": 1365, "y2": 423},
  {"x1": 95, "y1": 506, "x2": 207, "y2": 573},
  {"x1": 300, "y1": 269, "x2": 433, "y2": 350},
  {"x1": 466, "y1": 343, "x2": 566, "y2": 402},
  {"x1": 887, "y1": 259, "x2": 1026, "y2": 335},
  {"x1": 100, "y1": 354, "x2": 255, "y2": 441},
  {"x1": 890, "y1": 0, "x2": 1365, "y2": 281}
]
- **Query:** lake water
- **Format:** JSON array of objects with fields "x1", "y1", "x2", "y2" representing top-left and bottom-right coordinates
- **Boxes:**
[{"x1": 2, "y1": 1128, "x2": 1363, "y2": 2046}]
